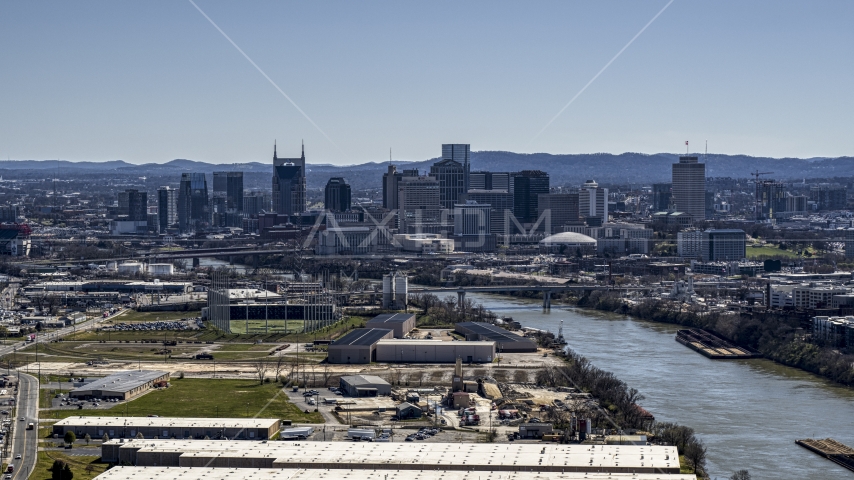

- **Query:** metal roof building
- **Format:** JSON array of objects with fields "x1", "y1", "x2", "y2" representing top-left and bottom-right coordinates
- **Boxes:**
[
  {"x1": 454, "y1": 322, "x2": 537, "y2": 352},
  {"x1": 69, "y1": 370, "x2": 170, "y2": 400},
  {"x1": 101, "y1": 440, "x2": 682, "y2": 474},
  {"x1": 375, "y1": 339, "x2": 495, "y2": 363},
  {"x1": 95, "y1": 466, "x2": 697, "y2": 480},
  {"x1": 327, "y1": 328, "x2": 393, "y2": 364},
  {"x1": 52, "y1": 416, "x2": 279, "y2": 440},
  {"x1": 365, "y1": 313, "x2": 416, "y2": 338},
  {"x1": 338, "y1": 374, "x2": 391, "y2": 397}
]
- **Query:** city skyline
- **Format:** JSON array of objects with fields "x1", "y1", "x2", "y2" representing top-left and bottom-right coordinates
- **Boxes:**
[{"x1": 1, "y1": 1, "x2": 852, "y2": 164}]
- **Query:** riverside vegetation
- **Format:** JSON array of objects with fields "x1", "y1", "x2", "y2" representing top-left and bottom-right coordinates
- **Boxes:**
[{"x1": 576, "y1": 291, "x2": 854, "y2": 386}]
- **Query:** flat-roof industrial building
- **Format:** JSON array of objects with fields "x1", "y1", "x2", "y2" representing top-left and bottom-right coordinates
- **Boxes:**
[
  {"x1": 52, "y1": 416, "x2": 279, "y2": 440},
  {"x1": 94, "y1": 467, "x2": 697, "y2": 480},
  {"x1": 339, "y1": 374, "x2": 392, "y2": 397},
  {"x1": 327, "y1": 328, "x2": 393, "y2": 364},
  {"x1": 454, "y1": 322, "x2": 537, "y2": 352},
  {"x1": 69, "y1": 370, "x2": 170, "y2": 400},
  {"x1": 101, "y1": 440, "x2": 682, "y2": 474},
  {"x1": 375, "y1": 339, "x2": 495, "y2": 363},
  {"x1": 365, "y1": 313, "x2": 416, "y2": 338}
]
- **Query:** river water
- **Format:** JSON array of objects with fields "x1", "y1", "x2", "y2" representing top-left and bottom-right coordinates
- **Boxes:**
[{"x1": 464, "y1": 292, "x2": 854, "y2": 480}]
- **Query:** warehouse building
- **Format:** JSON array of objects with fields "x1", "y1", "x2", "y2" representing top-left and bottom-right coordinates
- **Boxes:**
[
  {"x1": 100, "y1": 440, "x2": 683, "y2": 474},
  {"x1": 375, "y1": 339, "x2": 495, "y2": 363},
  {"x1": 339, "y1": 374, "x2": 392, "y2": 397},
  {"x1": 454, "y1": 322, "x2": 537, "y2": 352},
  {"x1": 365, "y1": 313, "x2": 416, "y2": 338},
  {"x1": 69, "y1": 370, "x2": 169, "y2": 401},
  {"x1": 94, "y1": 467, "x2": 696, "y2": 480},
  {"x1": 52, "y1": 416, "x2": 279, "y2": 440},
  {"x1": 327, "y1": 328, "x2": 393, "y2": 364}
]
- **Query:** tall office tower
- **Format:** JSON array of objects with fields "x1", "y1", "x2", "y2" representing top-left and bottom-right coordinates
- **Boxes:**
[
  {"x1": 538, "y1": 193, "x2": 580, "y2": 233},
  {"x1": 382, "y1": 165, "x2": 402, "y2": 209},
  {"x1": 272, "y1": 142, "x2": 306, "y2": 215},
  {"x1": 157, "y1": 186, "x2": 178, "y2": 232},
  {"x1": 430, "y1": 159, "x2": 465, "y2": 209},
  {"x1": 810, "y1": 184, "x2": 848, "y2": 210},
  {"x1": 117, "y1": 191, "x2": 130, "y2": 215},
  {"x1": 652, "y1": 183, "x2": 672, "y2": 211},
  {"x1": 243, "y1": 192, "x2": 266, "y2": 217},
  {"x1": 397, "y1": 175, "x2": 441, "y2": 233},
  {"x1": 579, "y1": 180, "x2": 608, "y2": 226},
  {"x1": 324, "y1": 177, "x2": 352, "y2": 212},
  {"x1": 178, "y1": 173, "x2": 209, "y2": 233},
  {"x1": 124, "y1": 189, "x2": 148, "y2": 221},
  {"x1": 755, "y1": 181, "x2": 785, "y2": 220},
  {"x1": 454, "y1": 201, "x2": 491, "y2": 236},
  {"x1": 468, "y1": 171, "x2": 512, "y2": 192},
  {"x1": 701, "y1": 229, "x2": 746, "y2": 261},
  {"x1": 461, "y1": 190, "x2": 513, "y2": 234},
  {"x1": 671, "y1": 156, "x2": 706, "y2": 220},
  {"x1": 785, "y1": 193, "x2": 808, "y2": 213},
  {"x1": 442, "y1": 144, "x2": 470, "y2": 191},
  {"x1": 512, "y1": 170, "x2": 550, "y2": 223},
  {"x1": 212, "y1": 172, "x2": 244, "y2": 227}
]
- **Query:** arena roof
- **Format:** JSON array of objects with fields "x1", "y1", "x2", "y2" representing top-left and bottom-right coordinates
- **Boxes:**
[{"x1": 539, "y1": 232, "x2": 597, "y2": 246}]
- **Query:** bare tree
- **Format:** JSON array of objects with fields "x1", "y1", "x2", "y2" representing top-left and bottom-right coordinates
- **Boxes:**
[
  {"x1": 254, "y1": 358, "x2": 268, "y2": 385},
  {"x1": 274, "y1": 354, "x2": 286, "y2": 383},
  {"x1": 729, "y1": 471, "x2": 751, "y2": 480},
  {"x1": 321, "y1": 363, "x2": 333, "y2": 387}
]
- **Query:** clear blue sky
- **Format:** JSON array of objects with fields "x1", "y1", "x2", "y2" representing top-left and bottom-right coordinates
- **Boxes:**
[{"x1": 1, "y1": 1, "x2": 851, "y2": 165}]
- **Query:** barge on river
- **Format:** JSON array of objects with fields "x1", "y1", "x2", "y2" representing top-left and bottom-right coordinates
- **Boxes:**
[
  {"x1": 675, "y1": 329, "x2": 761, "y2": 359},
  {"x1": 796, "y1": 438, "x2": 854, "y2": 472}
]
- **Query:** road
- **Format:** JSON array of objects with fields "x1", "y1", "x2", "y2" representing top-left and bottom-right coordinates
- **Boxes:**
[
  {"x1": 0, "y1": 308, "x2": 126, "y2": 359},
  {"x1": 9, "y1": 372, "x2": 38, "y2": 480}
]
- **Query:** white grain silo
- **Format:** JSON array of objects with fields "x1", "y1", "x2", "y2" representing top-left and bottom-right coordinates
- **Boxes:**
[
  {"x1": 382, "y1": 274, "x2": 394, "y2": 309},
  {"x1": 393, "y1": 273, "x2": 408, "y2": 310},
  {"x1": 117, "y1": 262, "x2": 144, "y2": 275}
]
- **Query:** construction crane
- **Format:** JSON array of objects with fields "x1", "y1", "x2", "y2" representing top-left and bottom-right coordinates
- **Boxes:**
[{"x1": 751, "y1": 170, "x2": 774, "y2": 220}]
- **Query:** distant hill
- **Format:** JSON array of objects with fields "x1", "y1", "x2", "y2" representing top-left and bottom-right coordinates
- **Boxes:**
[{"x1": 2, "y1": 152, "x2": 853, "y2": 190}]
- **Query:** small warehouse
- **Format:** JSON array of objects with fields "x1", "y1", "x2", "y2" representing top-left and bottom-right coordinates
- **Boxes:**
[
  {"x1": 395, "y1": 402, "x2": 422, "y2": 420},
  {"x1": 339, "y1": 375, "x2": 391, "y2": 397},
  {"x1": 52, "y1": 416, "x2": 279, "y2": 440},
  {"x1": 454, "y1": 322, "x2": 537, "y2": 352},
  {"x1": 375, "y1": 339, "x2": 495, "y2": 363},
  {"x1": 519, "y1": 422, "x2": 554, "y2": 439},
  {"x1": 69, "y1": 370, "x2": 170, "y2": 401},
  {"x1": 365, "y1": 313, "x2": 416, "y2": 338},
  {"x1": 327, "y1": 328, "x2": 393, "y2": 364}
]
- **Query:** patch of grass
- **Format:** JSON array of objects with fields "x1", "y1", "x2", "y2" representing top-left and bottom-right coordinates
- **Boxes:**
[
  {"x1": 42, "y1": 378, "x2": 322, "y2": 423},
  {"x1": 103, "y1": 310, "x2": 200, "y2": 324},
  {"x1": 746, "y1": 245, "x2": 802, "y2": 259},
  {"x1": 32, "y1": 452, "x2": 106, "y2": 480},
  {"x1": 229, "y1": 320, "x2": 306, "y2": 335}
]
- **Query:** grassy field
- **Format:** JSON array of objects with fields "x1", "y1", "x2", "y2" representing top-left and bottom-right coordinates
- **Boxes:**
[
  {"x1": 746, "y1": 245, "x2": 801, "y2": 259},
  {"x1": 102, "y1": 310, "x2": 200, "y2": 324},
  {"x1": 228, "y1": 319, "x2": 306, "y2": 335},
  {"x1": 41, "y1": 378, "x2": 322, "y2": 423},
  {"x1": 32, "y1": 452, "x2": 106, "y2": 480}
]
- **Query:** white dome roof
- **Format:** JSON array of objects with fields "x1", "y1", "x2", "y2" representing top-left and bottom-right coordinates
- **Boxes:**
[{"x1": 539, "y1": 232, "x2": 597, "y2": 245}]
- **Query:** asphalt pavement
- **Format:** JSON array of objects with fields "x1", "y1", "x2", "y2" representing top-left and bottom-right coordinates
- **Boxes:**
[{"x1": 9, "y1": 372, "x2": 37, "y2": 480}]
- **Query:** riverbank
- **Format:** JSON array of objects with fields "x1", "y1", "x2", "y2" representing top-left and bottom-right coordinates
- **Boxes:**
[
  {"x1": 571, "y1": 291, "x2": 854, "y2": 387},
  {"x1": 463, "y1": 291, "x2": 854, "y2": 479}
]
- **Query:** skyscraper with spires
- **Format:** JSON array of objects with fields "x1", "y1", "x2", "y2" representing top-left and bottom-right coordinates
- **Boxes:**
[{"x1": 272, "y1": 141, "x2": 307, "y2": 215}]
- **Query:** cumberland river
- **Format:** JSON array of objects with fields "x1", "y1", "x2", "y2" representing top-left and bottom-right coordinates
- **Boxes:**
[{"x1": 464, "y1": 292, "x2": 854, "y2": 480}]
